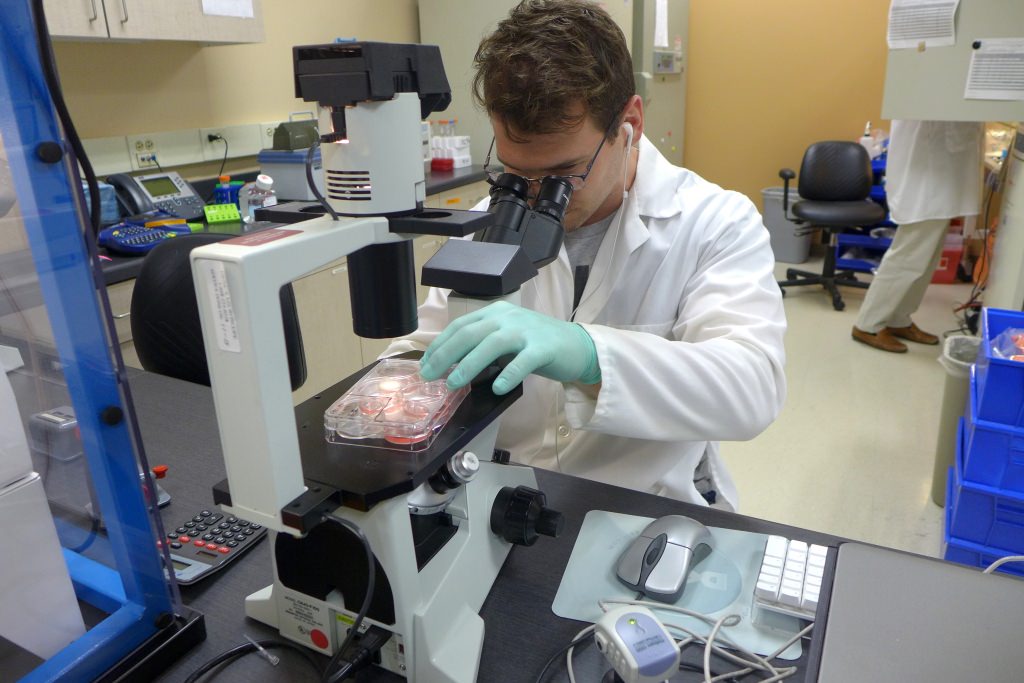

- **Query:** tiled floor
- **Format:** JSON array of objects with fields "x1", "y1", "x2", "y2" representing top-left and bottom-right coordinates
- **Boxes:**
[{"x1": 721, "y1": 254, "x2": 976, "y2": 558}]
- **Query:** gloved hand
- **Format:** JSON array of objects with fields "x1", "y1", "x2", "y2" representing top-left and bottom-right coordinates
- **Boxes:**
[{"x1": 419, "y1": 301, "x2": 601, "y2": 395}]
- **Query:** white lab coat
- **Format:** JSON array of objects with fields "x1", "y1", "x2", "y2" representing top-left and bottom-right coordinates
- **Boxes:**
[
  {"x1": 385, "y1": 136, "x2": 787, "y2": 510},
  {"x1": 886, "y1": 120, "x2": 984, "y2": 224}
]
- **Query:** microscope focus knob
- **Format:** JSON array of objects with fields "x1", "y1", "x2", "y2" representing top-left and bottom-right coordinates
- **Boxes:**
[{"x1": 490, "y1": 485, "x2": 564, "y2": 546}]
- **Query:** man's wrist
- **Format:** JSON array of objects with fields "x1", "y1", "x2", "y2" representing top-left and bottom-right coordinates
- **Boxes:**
[{"x1": 573, "y1": 323, "x2": 602, "y2": 385}]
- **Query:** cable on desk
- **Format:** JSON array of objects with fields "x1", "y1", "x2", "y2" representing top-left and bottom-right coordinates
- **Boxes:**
[
  {"x1": 320, "y1": 511, "x2": 377, "y2": 683},
  {"x1": 181, "y1": 638, "x2": 322, "y2": 683},
  {"x1": 203, "y1": 135, "x2": 230, "y2": 202},
  {"x1": 984, "y1": 555, "x2": 1024, "y2": 574},
  {"x1": 534, "y1": 627, "x2": 595, "y2": 683},
  {"x1": 593, "y1": 598, "x2": 812, "y2": 683}
]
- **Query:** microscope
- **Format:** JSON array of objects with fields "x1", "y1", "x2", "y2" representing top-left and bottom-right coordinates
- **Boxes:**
[{"x1": 190, "y1": 42, "x2": 568, "y2": 681}]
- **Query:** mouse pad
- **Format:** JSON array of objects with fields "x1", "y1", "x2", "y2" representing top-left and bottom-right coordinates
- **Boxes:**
[{"x1": 552, "y1": 510, "x2": 803, "y2": 660}]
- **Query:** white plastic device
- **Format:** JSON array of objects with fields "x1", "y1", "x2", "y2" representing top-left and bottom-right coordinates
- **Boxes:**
[
  {"x1": 595, "y1": 605, "x2": 679, "y2": 683},
  {"x1": 753, "y1": 535, "x2": 828, "y2": 621}
]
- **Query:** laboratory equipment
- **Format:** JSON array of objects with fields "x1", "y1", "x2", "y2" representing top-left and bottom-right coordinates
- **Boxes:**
[
  {"x1": 238, "y1": 173, "x2": 277, "y2": 223},
  {"x1": 323, "y1": 358, "x2": 469, "y2": 451},
  {"x1": 594, "y1": 605, "x2": 680, "y2": 683},
  {"x1": 0, "y1": 0, "x2": 202, "y2": 678},
  {"x1": 258, "y1": 147, "x2": 324, "y2": 200},
  {"x1": 165, "y1": 508, "x2": 267, "y2": 585},
  {"x1": 190, "y1": 41, "x2": 566, "y2": 682}
]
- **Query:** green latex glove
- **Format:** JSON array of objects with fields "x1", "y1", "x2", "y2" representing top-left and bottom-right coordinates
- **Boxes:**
[{"x1": 420, "y1": 301, "x2": 601, "y2": 395}]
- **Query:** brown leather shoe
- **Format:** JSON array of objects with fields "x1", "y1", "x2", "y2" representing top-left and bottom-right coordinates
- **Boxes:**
[
  {"x1": 852, "y1": 326, "x2": 908, "y2": 353},
  {"x1": 886, "y1": 323, "x2": 939, "y2": 345}
]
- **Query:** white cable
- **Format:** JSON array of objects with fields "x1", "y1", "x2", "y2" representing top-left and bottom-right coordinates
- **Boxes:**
[
  {"x1": 565, "y1": 624, "x2": 596, "y2": 683},
  {"x1": 983, "y1": 555, "x2": 1024, "y2": 574},
  {"x1": 599, "y1": 598, "x2": 808, "y2": 682}
]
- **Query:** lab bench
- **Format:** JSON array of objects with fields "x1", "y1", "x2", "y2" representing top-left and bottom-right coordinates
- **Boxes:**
[{"x1": 121, "y1": 368, "x2": 844, "y2": 683}]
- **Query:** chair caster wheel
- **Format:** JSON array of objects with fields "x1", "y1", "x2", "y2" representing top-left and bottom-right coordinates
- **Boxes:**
[
  {"x1": 832, "y1": 297, "x2": 845, "y2": 311},
  {"x1": 786, "y1": 269, "x2": 797, "y2": 279}
]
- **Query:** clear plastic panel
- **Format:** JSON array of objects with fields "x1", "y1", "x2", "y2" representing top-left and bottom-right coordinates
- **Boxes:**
[{"x1": 0, "y1": 10, "x2": 180, "y2": 676}]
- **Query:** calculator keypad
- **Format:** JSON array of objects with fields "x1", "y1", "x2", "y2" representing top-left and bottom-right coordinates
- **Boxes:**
[{"x1": 164, "y1": 508, "x2": 267, "y2": 585}]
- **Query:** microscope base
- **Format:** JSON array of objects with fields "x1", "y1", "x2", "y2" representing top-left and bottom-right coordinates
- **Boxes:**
[{"x1": 245, "y1": 434, "x2": 539, "y2": 682}]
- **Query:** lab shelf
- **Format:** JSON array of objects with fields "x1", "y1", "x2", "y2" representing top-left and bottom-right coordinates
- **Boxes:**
[
  {"x1": 835, "y1": 232, "x2": 892, "y2": 273},
  {"x1": 975, "y1": 308, "x2": 1024, "y2": 428},
  {"x1": 944, "y1": 470, "x2": 1024, "y2": 578}
]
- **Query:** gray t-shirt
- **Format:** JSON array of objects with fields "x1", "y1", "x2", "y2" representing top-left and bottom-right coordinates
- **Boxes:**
[{"x1": 564, "y1": 212, "x2": 615, "y2": 311}]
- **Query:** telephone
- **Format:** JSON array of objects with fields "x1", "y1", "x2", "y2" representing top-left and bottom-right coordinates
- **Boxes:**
[{"x1": 106, "y1": 171, "x2": 205, "y2": 222}]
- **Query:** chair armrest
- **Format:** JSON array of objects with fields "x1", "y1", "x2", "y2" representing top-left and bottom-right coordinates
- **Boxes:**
[{"x1": 779, "y1": 168, "x2": 796, "y2": 217}]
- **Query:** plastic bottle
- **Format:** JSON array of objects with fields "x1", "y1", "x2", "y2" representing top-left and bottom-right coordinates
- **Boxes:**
[{"x1": 238, "y1": 174, "x2": 278, "y2": 224}]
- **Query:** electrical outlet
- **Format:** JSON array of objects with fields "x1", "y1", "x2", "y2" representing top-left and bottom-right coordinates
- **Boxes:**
[
  {"x1": 135, "y1": 152, "x2": 158, "y2": 169},
  {"x1": 126, "y1": 131, "x2": 203, "y2": 171},
  {"x1": 125, "y1": 136, "x2": 159, "y2": 170},
  {"x1": 200, "y1": 124, "x2": 263, "y2": 162}
]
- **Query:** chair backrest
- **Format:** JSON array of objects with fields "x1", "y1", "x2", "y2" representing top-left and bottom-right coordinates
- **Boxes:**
[
  {"x1": 797, "y1": 141, "x2": 872, "y2": 202},
  {"x1": 130, "y1": 232, "x2": 306, "y2": 390}
]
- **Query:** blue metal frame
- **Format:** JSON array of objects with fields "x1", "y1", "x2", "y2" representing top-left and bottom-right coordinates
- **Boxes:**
[{"x1": 0, "y1": 2, "x2": 179, "y2": 680}]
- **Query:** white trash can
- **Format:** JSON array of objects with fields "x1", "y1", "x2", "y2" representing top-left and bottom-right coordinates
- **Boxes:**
[
  {"x1": 932, "y1": 334, "x2": 982, "y2": 506},
  {"x1": 761, "y1": 187, "x2": 811, "y2": 264}
]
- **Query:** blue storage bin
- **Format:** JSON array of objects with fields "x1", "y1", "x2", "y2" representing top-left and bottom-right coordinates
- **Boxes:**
[
  {"x1": 949, "y1": 420, "x2": 1024, "y2": 550},
  {"x1": 962, "y1": 372, "x2": 1024, "y2": 492},
  {"x1": 944, "y1": 468, "x2": 1024, "y2": 578},
  {"x1": 975, "y1": 307, "x2": 1024, "y2": 427}
]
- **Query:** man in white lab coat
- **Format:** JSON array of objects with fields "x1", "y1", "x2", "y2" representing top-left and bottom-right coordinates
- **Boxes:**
[
  {"x1": 384, "y1": 0, "x2": 786, "y2": 510},
  {"x1": 852, "y1": 120, "x2": 984, "y2": 352}
]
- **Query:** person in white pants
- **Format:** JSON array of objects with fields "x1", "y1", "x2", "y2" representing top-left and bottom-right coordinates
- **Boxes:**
[{"x1": 852, "y1": 120, "x2": 984, "y2": 353}]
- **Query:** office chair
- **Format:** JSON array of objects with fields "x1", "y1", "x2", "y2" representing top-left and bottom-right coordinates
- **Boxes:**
[
  {"x1": 776, "y1": 141, "x2": 886, "y2": 311},
  {"x1": 130, "y1": 232, "x2": 307, "y2": 390}
]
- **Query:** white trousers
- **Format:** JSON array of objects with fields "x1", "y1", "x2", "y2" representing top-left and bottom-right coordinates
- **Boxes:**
[{"x1": 855, "y1": 218, "x2": 950, "y2": 333}]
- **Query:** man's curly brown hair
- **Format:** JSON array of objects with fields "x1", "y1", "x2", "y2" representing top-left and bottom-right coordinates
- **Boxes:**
[{"x1": 472, "y1": 0, "x2": 635, "y2": 142}]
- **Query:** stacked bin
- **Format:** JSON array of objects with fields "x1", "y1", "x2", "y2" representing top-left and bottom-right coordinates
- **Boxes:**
[{"x1": 943, "y1": 308, "x2": 1024, "y2": 577}]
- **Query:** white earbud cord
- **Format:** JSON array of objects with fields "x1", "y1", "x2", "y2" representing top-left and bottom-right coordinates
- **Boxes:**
[{"x1": 570, "y1": 124, "x2": 635, "y2": 322}]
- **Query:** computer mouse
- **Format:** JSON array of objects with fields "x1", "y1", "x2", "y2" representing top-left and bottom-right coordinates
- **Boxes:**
[{"x1": 615, "y1": 515, "x2": 714, "y2": 603}]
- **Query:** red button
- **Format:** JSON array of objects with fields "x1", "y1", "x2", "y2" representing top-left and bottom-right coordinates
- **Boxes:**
[
  {"x1": 194, "y1": 541, "x2": 205, "y2": 548},
  {"x1": 152, "y1": 465, "x2": 169, "y2": 479},
  {"x1": 178, "y1": 536, "x2": 190, "y2": 544},
  {"x1": 217, "y1": 546, "x2": 230, "y2": 554},
  {"x1": 311, "y1": 629, "x2": 329, "y2": 649}
]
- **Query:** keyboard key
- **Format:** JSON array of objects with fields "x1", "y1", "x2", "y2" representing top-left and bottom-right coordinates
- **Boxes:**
[{"x1": 754, "y1": 536, "x2": 830, "y2": 622}]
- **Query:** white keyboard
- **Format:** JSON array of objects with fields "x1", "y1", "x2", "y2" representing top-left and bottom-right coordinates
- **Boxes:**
[{"x1": 754, "y1": 535, "x2": 828, "y2": 621}]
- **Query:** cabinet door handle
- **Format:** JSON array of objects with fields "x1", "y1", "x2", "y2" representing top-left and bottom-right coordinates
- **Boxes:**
[
  {"x1": 87, "y1": 0, "x2": 98, "y2": 21},
  {"x1": 119, "y1": 0, "x2": 129, "y2": 23},
  {"x1": 331, "y1": 265, "x2": 348, "y2": 276},
  {"x1": 113, "y1": 312, "x2": 131, "y2": 320}
]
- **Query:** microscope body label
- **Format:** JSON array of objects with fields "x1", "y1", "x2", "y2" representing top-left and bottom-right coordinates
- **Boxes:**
[{"x1": 279, "y1": 591, "x2": 332, "y2": 652}]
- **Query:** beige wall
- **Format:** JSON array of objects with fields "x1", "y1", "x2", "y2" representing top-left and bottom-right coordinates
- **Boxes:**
[
  {"x1": 52, "y1": 0, "x2": 889, "y2": 210},
  {"x1": 683, "y1": 0, "x2": 890, "y2": 208},
  {"x1": 53, "y1": 0, "x2": 420, "y2": 138}
]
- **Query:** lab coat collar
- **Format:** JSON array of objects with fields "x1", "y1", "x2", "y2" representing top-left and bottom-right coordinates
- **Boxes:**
[
  {"x1": 572, "y1": 138, "x2": 668, "y2": 322},
  {"x1": 634, "y1": 135, "x2": 688, "y2": 220}
]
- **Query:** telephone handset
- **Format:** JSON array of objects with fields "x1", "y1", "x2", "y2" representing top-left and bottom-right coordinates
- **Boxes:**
[{"x1": 106, "y1": 171, "x2": 205, "y2": 221}]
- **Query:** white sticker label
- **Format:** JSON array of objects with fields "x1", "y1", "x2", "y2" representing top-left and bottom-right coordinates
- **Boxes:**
[{"x1": 198, "y1": 260, "x2": 241, "y2": 353}]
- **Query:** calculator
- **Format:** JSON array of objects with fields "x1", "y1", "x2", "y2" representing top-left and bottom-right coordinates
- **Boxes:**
[
  {"x1": 98, "y1": 224, "x2": 189, "y2": 255},
  {"x1": 165, "y1": 508, "x2": 267, "y2": 585}
]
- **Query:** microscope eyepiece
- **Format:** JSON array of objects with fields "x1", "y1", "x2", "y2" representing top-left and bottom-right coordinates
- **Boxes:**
[
  {"x1": 488, "y1": 172, "x2": 531, "y2": 201},
  {"x1": 533, "y1": 176, "x2": 573, "y2": 223}
]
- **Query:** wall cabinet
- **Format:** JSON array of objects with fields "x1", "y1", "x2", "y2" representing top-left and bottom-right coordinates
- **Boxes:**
[{"x1": 44, "y1": 0, "x2": 264, "y2": 44}]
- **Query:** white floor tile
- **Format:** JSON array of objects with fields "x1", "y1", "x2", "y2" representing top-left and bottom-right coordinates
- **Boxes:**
[{"x1": 721, "y1": 253, "x2": 977, "y2": 558}]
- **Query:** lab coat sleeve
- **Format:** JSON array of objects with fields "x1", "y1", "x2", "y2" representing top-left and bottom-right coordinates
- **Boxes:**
[{"x1": 565, "y1": 192, "x2": 787, "y2": 442}]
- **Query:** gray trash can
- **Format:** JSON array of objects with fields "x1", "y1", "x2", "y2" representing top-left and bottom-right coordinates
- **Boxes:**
[
  {"x1": 932, "y1": 335, "x2": 982, "y2": 506},
  {"x1": 761, "y1": 187, "x2": 811, "y2": 264}
]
